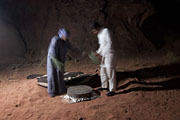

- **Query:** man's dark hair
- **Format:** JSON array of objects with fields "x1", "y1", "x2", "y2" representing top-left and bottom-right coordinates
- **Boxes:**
[{"x1": 91, "y1": 21, "x2": 102, "y2": 30}]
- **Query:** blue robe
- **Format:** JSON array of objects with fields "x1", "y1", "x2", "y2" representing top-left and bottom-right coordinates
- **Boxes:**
[{"x1": 47, "y1": 36, "x2": 69, "y2": 95}]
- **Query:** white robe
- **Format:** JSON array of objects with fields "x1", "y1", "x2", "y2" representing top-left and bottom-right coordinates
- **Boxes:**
[{"x1": 96, "y1": 28, "x2": 116, "y2": 92}]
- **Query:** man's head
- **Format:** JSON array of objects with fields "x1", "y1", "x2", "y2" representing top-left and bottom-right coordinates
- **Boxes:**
[
  {"x1": 91, "y1": 22, "x2": 102, "y2": 35},
  {"x1": 58, "y1": 28, "x2": 70, "y2": 41}
]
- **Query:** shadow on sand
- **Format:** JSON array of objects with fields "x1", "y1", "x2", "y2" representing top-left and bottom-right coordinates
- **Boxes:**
[
  {"x1": 116, "y1": 77, "x2": 180, "y2": 94},
  {"x1": 115, "y1": 62, "x2": 180, "y2": 94},
  {"x1": 66, "y1": 74, "x2": 101, "y2": 88}
]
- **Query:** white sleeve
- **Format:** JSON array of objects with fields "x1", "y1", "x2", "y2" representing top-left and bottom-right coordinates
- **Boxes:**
[
  {"x1": 104, "y1": 29, "x2": 112, "y2": 49},
  {"x1": 96, "y1": 29, "x2": 112, "y2": 55},
  {"x1": 96, "y1": 46, "x2": 102, "y2": 55},
  {"x1": 96, "y1": 39, "x2": 105, "y2": 55}
]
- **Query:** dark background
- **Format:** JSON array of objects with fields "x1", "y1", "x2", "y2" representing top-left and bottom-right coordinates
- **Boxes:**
[{"x1": 0, "y1": 0, "x2": 180, "y2": 67}]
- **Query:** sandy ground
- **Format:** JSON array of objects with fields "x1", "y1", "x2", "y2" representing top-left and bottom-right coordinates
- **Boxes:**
[{"x1": 0, "y1": 60, "x2": 180, "y2": 120}]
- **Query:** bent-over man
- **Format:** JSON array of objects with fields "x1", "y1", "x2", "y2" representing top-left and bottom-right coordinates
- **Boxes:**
[{"x1": 47, "y1": 28, "x2": 70, "y2": 97}]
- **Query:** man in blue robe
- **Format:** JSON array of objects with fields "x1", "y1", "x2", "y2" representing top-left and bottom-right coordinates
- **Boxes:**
[{"x1": 47, "y1": 28, "x2": 70, "y2": 97}]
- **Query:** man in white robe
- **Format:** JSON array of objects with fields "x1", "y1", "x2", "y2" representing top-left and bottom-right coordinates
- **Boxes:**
[{"x1": 91, "y1": 22, "x2": 116, "y2": 96}]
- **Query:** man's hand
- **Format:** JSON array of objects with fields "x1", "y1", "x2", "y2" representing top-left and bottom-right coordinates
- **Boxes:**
[
  {"x1": 94, "y1": 52, "x2": 101, "y2": 60},
  {"x1": 88, "y1": 51, "x2": 101, "y2": 64},
  {"x1": 94, "y1": 52, "x2": 99, "y2": 56}
]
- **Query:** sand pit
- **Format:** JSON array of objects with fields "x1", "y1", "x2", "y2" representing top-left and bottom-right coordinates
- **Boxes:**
[{"x1": 0, "y1": 61, "x2": 180, "y2": 120}]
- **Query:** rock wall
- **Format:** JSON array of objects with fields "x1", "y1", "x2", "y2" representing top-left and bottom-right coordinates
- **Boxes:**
[
  {"x1": 0, "y1": 20, "x2": 25, "y2": 57},
  {"x1": 0, "y1": 18, "x2": 25, "y2": 67},
  {"x1": 0, "y1": 0, "x2": 180, "y2": 63},
  {"x1": 15, "y1": 0, "x2": 155, "y2": 56}
]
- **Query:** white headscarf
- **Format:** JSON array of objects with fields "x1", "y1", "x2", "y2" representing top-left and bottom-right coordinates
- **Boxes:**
[{"x1": 58, "y1": 28, "x2": 68, "y2": 39}]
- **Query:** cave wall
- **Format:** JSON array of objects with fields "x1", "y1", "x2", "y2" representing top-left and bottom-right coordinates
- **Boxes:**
[
  {"x1": 0, "y1": 20, "x2": 25, "y2": 57},
  {"x1": 0, "y1": 5, "x2": 25, "y2": 67},
  {"x1": 20, "y1": 0, "x2": 156, "y2": 57},
  {"x1": 0, "y1": 0, "x2": 180, "y2": 63}
]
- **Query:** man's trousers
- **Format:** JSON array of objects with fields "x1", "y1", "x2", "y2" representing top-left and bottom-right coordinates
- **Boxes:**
[{"x1": 100, "y1": 52, "x2": 116, "y2": 92}]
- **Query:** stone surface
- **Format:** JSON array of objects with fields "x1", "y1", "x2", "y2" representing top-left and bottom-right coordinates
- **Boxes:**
[{"x1": 67, "y1": 85, "x2": 93, "y2": 98}]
